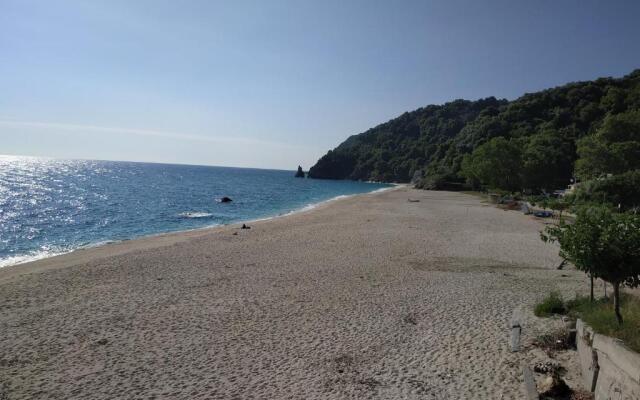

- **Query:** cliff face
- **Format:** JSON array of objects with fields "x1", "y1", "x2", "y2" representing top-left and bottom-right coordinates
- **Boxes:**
[{"x1": 308, "y1": 69, "x2": 640, "y2": 185}]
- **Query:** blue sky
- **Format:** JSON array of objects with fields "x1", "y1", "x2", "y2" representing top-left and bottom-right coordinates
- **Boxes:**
[{"x1": 1, "y1": 0, "x2": 639, "y2": 169}]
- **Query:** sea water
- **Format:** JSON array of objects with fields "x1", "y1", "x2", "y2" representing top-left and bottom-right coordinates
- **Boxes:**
[{"x1": 0, "y1": 155, "x2": 391, "y2": 267}]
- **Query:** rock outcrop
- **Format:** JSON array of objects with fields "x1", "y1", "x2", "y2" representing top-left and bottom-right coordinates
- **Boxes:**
[{"x1": 295, "y1": 166, "x2": 305, "y2": 178}]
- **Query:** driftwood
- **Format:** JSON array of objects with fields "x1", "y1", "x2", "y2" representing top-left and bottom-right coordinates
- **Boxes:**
[{"x1": 557, "y1": 259, "x2": 567, "y2": 270}]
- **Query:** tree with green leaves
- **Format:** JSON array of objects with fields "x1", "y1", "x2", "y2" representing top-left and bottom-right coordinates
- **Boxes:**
[
  {"x1": 575, "y1": 169, "x2": 640, "y2": 211},
  {"x1": 542, "y1": 206, "x2": 640, "y2": 324},
  {"x1": 460, "y1": 137, "x2": 522, "y2": 191},
  {"x1": 575, "y1": 110, "x2": 640, "y2": 179},
  {"x1": 521, "y1": 130, "x2": 574, "y2": 191}
]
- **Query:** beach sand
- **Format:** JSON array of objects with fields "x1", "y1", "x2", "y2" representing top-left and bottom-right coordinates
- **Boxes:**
[{"x1": 0, "y1": 187, "x2": 588, "y2": 399}]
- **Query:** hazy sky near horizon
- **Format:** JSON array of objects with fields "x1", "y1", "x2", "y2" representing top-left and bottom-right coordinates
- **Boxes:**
[{"x1": 2, "y1": 0, "x2": 640, "y2": 169}]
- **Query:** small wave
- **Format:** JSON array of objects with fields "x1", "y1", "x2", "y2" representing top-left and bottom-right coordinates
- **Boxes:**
[
  {"x1": 0, "y1": 250, "x2": 67, "y2": 268},
  {"x1": 0, "y1": 240, "x2": 123, "y2": 268},
  {"x1": 278, "y1": 203, "x2": 317, "y2": 217},
  {"x1": 254, "y1": 193, "x2": 361, "y2": 222},
  {"x1": 80, "y1": 240, "x2": 116, "y2": 249},
  {"x1": 178, "y1": 211, "x2": 214, "y2": 219},
  {"x1": 370, "y1": 186, "x2": 396, "y2": 193}
]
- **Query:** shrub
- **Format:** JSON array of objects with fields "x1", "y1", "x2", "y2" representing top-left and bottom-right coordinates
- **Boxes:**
[
  {"x1": 534, "y1": 291, "x2": 567, "y2": 317},
  {"x1": 575, "y1": 170, "x2": 640, "y2": 211}
]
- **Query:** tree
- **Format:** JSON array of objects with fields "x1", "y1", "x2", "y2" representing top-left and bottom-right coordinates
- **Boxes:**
[
  {"x1": 575, "y1": 110, "x2": 640, "y2": 179},
  {"x1": 460, "y1": 137, "x2": 522, "y2": 191},
  {"x1": 600, "y1": 87, "x2": 626, "y2": 114},
  {"x1": 521, "y1": 130, "x2": 574, "y2": 191},
  {"x1": 575, "y1": 135, "x2": 616, "y2": 179},
  {"x1": 542, "y1": 206, "x2": 640, "y2": 324},
  {"x1": 575, "y1": 169, "x2": 640, "y2": 211}
]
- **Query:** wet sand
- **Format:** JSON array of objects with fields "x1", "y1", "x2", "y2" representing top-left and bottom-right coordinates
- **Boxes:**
[{"x1": 0, "y1": 187, "x2": 587, "y2": 399}]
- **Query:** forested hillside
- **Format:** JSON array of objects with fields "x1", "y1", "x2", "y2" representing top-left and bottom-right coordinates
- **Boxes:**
[{"x1": 308, "y1": 69, "x2": 640, "y2": 193}]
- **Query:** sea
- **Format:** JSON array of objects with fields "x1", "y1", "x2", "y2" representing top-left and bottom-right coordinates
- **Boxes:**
[{"x1": 0, "y1": 155, "x2": 391, "y2": 267}]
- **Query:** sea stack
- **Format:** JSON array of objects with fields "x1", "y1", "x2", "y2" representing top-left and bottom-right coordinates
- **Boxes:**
[{"x1": 294, "y1": 166, "x2": 305, "y2": 178}]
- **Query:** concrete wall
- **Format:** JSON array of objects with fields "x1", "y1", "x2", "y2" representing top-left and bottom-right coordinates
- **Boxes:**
[
  {"x1": 576, "y1": 319, "x2": 640, "y2": 400},
  {"x1": 576, "y1": 319, "x2": 598, "y2": 391}
]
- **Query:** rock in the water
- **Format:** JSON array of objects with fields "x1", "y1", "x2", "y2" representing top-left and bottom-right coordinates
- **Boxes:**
[
  {"x1": 295, "y1": 165, "x2": 305, "y2": 178},
  {"x1": 539, "y1": 375, "x2": 571, "y2": 398},
  {"x1": 220, "y1": 196, "x2": 232, "y2": 203}
]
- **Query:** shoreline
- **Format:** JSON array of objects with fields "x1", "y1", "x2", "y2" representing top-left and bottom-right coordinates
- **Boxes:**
[{"x1": 0, "y1": 185, "x2": 401, "y2": 280}]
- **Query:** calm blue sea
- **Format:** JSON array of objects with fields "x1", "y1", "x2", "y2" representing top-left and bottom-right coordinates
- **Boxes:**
[{"x1": 0, "y1": 156, "x2": 391, "y2": 267}]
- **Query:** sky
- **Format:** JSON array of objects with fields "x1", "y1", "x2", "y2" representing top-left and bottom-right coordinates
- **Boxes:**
[{"x1": 1, "y1": 0, "x2": 640, "y2": 170}]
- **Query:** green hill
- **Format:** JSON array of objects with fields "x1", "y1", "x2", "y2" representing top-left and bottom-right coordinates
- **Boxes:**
[{"x1": 308, "y1": 69, "x2": 640, "y2": 192}]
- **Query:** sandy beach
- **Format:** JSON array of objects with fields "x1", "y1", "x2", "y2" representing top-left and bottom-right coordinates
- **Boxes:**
[{"x1": 0, "y1": 187, "x2": 588, "y2": 399}]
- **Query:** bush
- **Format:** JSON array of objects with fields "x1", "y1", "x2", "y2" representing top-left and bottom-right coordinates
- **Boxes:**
[
  {"x1": 575, "y1": 170, "x2": 640, "y2": 211},
  {"x1": 415, "y1": 169, "x2": 465, "y2": 190},
  {"x1": 534, "y1": 291, "x2": 567, "y2": 317}
]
